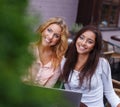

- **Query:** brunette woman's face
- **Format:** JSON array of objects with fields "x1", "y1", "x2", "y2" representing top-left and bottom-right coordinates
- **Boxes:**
[
  {"x1": 41, "y1": 24, "x2": 62, "y2": 47},
  {"x1": 76, "y1": 30, "x2": 96, "y2": 55}
]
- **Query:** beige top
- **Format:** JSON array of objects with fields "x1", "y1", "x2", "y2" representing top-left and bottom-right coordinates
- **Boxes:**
[{"x1": 23, "y1": 45, "x2": 61, "y2": 88}]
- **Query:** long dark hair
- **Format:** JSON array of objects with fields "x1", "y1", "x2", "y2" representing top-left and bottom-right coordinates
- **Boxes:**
[{"x1": 63, "y1": 25, "x2": 102, "y2": 89}]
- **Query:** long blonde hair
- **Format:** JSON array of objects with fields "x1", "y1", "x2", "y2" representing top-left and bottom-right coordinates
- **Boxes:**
[{"x1": 36, "y1": 17, "x2": 69, "y2": 68}]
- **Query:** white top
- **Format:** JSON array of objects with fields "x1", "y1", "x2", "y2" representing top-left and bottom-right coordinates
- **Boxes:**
[{"x1": 64, "y1": 58, "x2": 120, "y2": 107}]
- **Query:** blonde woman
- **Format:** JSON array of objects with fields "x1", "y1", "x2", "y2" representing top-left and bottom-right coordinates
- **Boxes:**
[{"x1": 23, "y1": 17, "x2": 69, "y2": 88}]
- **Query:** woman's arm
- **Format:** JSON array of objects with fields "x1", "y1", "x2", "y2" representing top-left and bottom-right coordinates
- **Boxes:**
[{"x1": 101, "y1": 58, "x2": 120, "y2": 107}]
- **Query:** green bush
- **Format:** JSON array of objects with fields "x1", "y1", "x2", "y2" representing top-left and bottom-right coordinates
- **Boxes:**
[
  {"x1": 0, "y1": 0, "x2": 48, "y2": 107},
  {"x1": 70, "y1": 23, "x2": 83, "y2": 35}
]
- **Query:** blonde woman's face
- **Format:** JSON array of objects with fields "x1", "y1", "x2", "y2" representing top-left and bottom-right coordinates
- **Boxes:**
[{"x1": 41, "y1": 24, "x2": 62, "y2": 47}]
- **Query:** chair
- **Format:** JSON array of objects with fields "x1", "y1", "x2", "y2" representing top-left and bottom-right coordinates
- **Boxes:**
[
  {"x1": 111, "y1": 35, "x2": 120, "y2": 42},
  {"x1": 112, "y1": 79, "x2": 120, "y2": 92},
  {"x1": 102, "y1": 40, "x2": 120, "y2": 75},
  {"x1": 105, "y1": 79, "x2": 120, "y2": 107}
]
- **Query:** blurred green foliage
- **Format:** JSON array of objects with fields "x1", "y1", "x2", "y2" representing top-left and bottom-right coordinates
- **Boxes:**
[
  {"x1": 0, "y1": 0, "x2": 32, "y2": 106},
  {"x1": 0, "y1": 1, "x2": 73, "y2": 107},
  {"x1": 70, "y1": 23, "x2": 83, "y2": 34},
  {"x1": 0, "y1": 0, "x2": 50, "y2": 107}
]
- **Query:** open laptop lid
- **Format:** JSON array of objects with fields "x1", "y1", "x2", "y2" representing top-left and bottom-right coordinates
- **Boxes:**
[{"x1": 23, "y1": 84, "x2": 82, "y2": 107}]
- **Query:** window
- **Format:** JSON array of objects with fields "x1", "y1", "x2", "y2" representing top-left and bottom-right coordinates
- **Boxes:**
[
  {"x1": 99, "y1": 0, "x2": 120, "y2": 29},
  {"x1": 76, "y1": 0, "x2": 120, "y2": 30}
]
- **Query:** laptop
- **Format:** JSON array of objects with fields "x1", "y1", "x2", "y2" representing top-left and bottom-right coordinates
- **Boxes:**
[{"x1": 23, "y1": 84, "x2": 82, "y2": 107}]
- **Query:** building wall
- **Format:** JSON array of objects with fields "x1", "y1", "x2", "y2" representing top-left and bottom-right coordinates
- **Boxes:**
[
  {"x1": 28, "y1": 0, "x2": 79, "y2": 30},
  {"x1": 28, "y1": 0, "x2": 120, "y2": 44}
]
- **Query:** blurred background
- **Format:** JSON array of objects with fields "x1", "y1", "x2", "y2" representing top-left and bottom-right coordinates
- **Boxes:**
[{"x1": 0, "y1": 0, "x2": 120, "y2": 106}]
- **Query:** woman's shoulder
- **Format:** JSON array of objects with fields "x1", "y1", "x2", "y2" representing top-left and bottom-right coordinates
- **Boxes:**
[
  {"x1": 60, "y1": 57, "x2": 66, "y2": 69},
  {"x1": 99, "y1": 57, "x2": 109, "y2": 64},
  {"x1": 61, "y1": 57, "x2": 66, "y2": 64},
  {"x1": 98, "y1": 57, "x2": 110, "y2": 68}
]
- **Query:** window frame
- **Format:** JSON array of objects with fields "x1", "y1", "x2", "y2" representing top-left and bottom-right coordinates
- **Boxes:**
[
  {"x1": 98, "y1": 0, "x2": 120, "y2": 30},
  {"x1": 76, "y1": 0, "x2": 120, "y2": 31}
]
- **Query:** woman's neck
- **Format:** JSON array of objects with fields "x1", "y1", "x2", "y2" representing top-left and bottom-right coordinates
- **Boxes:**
[
  {"x1": 38, "y1": 45, "x2": 54, "y2": 65},
  {"x1": 39, "y1": 44, "x2": 52, "y2": 52},
  {"x1": 75, "y1": 54, "x2": 89, "y2": 71},
  {"x1": 78, "y1": 54, "x2": 89, "y2": 62}
]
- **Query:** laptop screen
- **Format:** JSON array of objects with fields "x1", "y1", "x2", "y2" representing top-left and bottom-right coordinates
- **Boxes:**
[{"x1": 23, "y1": 84, "x2": 82, "y2": 107}]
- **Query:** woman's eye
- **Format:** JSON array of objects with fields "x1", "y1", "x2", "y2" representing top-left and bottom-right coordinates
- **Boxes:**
[
  {"x1": 79, "y1": 35, "x2": 84, "y2": 40},
  {"x1": 47, "y1": 28, "x2": 52, "y2": 32},
  {"x1": 87, "y1": 40, "x2": 94, "y2": 44},
  {"x1": 54, "y1": 34, "x2": 60, "y2": 38}
]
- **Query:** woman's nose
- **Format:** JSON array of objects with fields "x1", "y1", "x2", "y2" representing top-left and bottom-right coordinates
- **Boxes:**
[
  {"x1": 81, "y1": 40, "x2": 87, "y2": 45},
  {"x1": 48, "y1": 33, "x2": 54, "y2": 39}
]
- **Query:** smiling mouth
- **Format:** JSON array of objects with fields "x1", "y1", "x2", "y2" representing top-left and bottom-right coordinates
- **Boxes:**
[
  {"x1": 78, "y1": 45, "x2": 88, "y2": 52},
  {"x1": 45, "y1": 38, "x2": 51, "y2": 43},
  {"x1": 80, "y1": 46, "x2": 84, "y2": 49}
]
